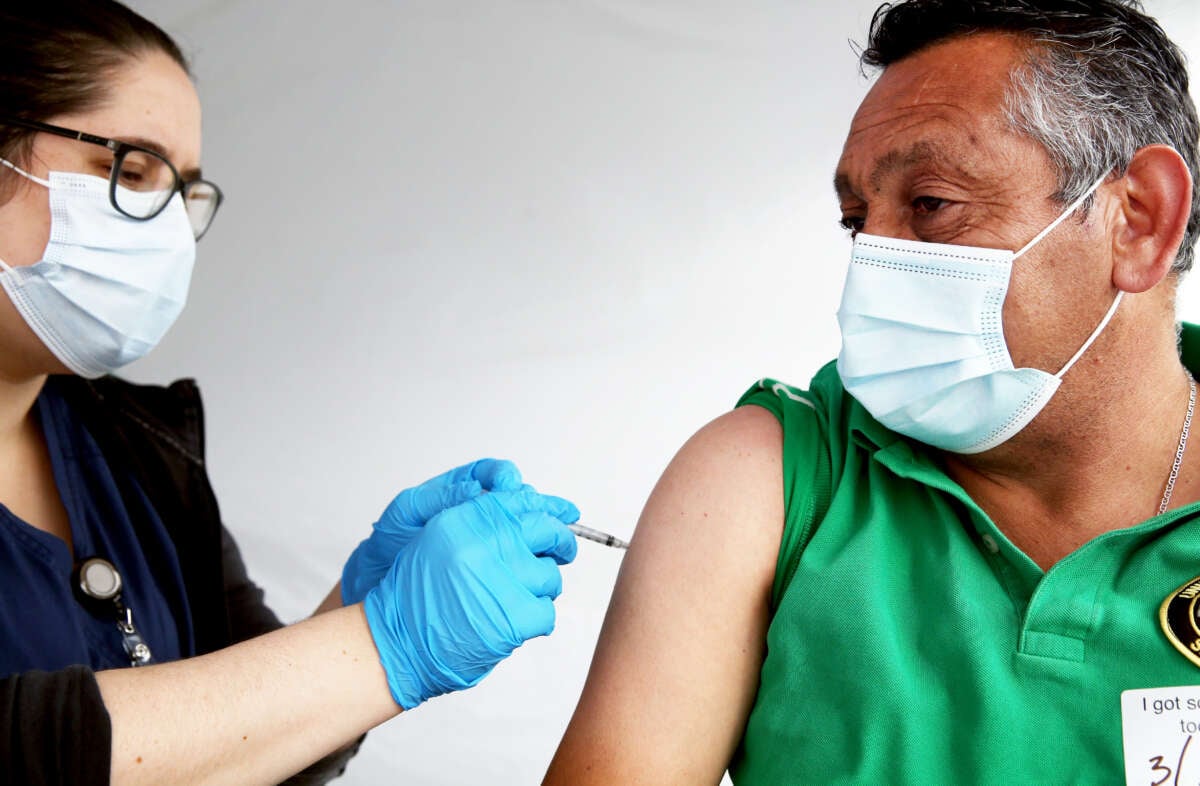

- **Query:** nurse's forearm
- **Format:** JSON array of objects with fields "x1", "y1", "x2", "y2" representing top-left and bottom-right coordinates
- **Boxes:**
[{"x1": 97, "y1": 603, "x2": 399, "y2": 786}]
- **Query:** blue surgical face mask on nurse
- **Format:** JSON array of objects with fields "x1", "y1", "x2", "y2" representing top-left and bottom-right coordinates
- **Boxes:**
[
  {"x1": 835, "y1": 173, "x2": 1117, "y2": 454},
  {"x1": 0, "y1": 158, "x2": 196, "y2": 378}
]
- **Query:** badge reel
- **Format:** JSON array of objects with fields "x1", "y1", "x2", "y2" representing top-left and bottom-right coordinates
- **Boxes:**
[{"x1": 73, "y1": 557, "x2": 153, "y2": 667}]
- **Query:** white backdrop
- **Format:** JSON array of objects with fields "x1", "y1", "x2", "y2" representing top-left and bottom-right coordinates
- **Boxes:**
[{"x1": 123, "y1": 2, "x2": 1200, "y2": 783}]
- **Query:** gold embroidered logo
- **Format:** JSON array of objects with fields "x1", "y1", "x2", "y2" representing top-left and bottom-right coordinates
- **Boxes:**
[{"x1": 1160, "y1": 576, "x2": 1200, "y2": 667}]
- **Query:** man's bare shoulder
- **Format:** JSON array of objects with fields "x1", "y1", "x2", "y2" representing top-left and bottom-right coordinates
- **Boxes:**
[
  {"x1": 544, "y1": 406, "x2": 785, "y2": 784},
  {"x1": 637, "y1": 404, "x2": 783, "y2": 550},
  {"x1": 682, "y1": 402, "x2": 784, "y2": 458}
]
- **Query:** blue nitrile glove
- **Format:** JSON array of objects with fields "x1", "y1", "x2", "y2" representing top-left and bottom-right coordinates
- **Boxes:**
[
  {"x1": 341, "y1": 459, "x2": 524, "y2": 605},
  {"x1": 363, "y1": 488, "x2": 580, "y2": 710}
]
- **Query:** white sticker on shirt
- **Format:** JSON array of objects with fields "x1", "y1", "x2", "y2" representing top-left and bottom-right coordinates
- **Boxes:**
[{"x1": 1122, "y1": 687, "x2": 1200, "y2": 785}]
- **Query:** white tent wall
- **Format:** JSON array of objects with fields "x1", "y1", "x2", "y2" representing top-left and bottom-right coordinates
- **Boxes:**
[{"x1": 122, "y1": 1, "x2": 1200, "y2": 783}]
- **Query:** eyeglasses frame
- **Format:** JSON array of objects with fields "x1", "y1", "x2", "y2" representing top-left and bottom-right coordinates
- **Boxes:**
[{"x1": 0, "y1": 116, "x2": 223, "y2": 239}]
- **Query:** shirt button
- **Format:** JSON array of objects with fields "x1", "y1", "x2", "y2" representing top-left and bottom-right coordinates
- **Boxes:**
[{"x1": 981, "y1": 534, "x2": 1000, "y2": 554}]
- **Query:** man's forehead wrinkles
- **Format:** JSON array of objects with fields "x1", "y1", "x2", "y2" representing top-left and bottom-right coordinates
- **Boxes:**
[
  {"x1": 834, "y1": 139, "x2": 980, "y2": 199},
  {"x1": 836, "y1": 96, "x2": 994, "y2": 191},
  {"x1": 852, "y1": 97, "x2": 979, "y2": 130}
]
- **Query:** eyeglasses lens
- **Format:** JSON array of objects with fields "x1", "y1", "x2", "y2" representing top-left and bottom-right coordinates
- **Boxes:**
[
  {"x1": 113, "y1": 149, "x2": 175, "y2": 219},
  {"x1": 182, "y1": 181, "x2": 220, "y2": 239}
]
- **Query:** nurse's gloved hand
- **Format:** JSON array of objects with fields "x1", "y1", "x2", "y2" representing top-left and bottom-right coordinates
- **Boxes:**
[
  {"x1": 363, "y1": 489, "x2": 580, "y2": 710},
  {"x1": 341, "y1": 459, "x2": 524, "y2": 605}
]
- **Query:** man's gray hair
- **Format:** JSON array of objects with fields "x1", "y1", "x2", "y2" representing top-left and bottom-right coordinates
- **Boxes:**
[
  {"x1": 863, "y1": 0, "x2": 1200, "y2": 274},
  {"x1": 1005, "y1": 34, "x2": 1199, "y2": 273}
]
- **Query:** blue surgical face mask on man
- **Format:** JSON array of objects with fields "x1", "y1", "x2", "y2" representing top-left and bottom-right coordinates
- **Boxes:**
[
  {"x1": 835, "y1": 174, "x2": 1117, "y2": 454},
  {"x1": 0, "y1": 160, "x2": 195, "y2": 378}
]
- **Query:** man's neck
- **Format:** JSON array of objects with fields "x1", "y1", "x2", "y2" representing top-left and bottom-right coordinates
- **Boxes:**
[{"x1": 941, "y1": 316, "x2": 1193, "y2": 570}]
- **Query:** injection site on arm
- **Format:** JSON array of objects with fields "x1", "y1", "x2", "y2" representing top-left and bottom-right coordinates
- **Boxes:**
[{"x1": 545, "y1": 405, "x2": 784, "y2": 784}]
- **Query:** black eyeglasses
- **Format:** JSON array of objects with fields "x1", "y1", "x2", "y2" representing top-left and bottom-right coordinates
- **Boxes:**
[{"x1": 0, "y1": 117, "x2": 224, "y2": 240}]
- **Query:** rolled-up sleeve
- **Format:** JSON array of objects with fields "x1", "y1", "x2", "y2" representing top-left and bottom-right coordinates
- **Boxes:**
[{"x1": 0, "y1": 665, "x2": 111, "y2": 786}]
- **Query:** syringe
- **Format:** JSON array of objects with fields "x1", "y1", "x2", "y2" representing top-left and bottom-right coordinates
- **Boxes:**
[{"x1": 568, "y1": 523, "x2": 630, "y2": 550}]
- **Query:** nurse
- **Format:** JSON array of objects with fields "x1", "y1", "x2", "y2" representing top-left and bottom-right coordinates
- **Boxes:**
[{"x1": 0, "y1": 2, "x2": 579, "y2": 785}]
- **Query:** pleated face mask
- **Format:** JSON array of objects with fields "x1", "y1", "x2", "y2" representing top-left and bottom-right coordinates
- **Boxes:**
[
  {"x1": 0, "y1": 164, "x2": 195, "y2": 378},
  {"x1": 835, "y1": 174, "x2": 1118, "y2": 454}
]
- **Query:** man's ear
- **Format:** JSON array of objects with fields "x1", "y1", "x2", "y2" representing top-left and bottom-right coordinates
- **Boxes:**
[{"x1": 1109, "y1": 144, "x2": 1193, "y2": 293}]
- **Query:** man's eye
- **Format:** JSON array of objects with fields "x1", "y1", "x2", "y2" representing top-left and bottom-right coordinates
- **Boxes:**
[
  {"x1": 839, "y1": 216, "x2": 864, "y2": 237},
  {"x1": 912, "y1": 196, "x2": 949, "y2": 214}
]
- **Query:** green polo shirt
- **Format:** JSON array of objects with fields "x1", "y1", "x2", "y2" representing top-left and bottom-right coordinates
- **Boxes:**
[{"x1": 728, "y1": 324, "x2": 1200, "y2": 785}]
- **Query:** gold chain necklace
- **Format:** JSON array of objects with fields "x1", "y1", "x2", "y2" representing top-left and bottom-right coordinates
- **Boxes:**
[{"x1": 1158, "y1": 375, "x2": 1196, "y2": 516}]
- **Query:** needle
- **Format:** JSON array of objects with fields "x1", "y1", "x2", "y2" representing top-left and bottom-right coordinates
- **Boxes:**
[{"x1": 568, "y1": 523, "x2": 630, "y2": 550}]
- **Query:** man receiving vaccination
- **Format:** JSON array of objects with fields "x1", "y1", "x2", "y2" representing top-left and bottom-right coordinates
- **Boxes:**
[{"x1": 545, "y1": 0, "x2": 1200, "y2": 783}]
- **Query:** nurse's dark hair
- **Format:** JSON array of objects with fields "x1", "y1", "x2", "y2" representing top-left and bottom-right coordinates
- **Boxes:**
[
  {"x1": 862, "y1": 0, "x2": 1200, "y2": 274},
  {"x1": 0, "y1": 0, "x2": 188, "y2": 175}
]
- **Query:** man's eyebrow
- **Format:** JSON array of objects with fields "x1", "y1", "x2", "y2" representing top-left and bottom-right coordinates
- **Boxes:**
[
  {"x1": 834, "y1": 141, "x2": 980, "y2": 200},
  {"x1": 833, "y1": 172, "x2": 856, "y2": 201}
]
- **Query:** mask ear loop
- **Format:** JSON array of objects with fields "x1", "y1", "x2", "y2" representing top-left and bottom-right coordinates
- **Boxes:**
[
  {"x1": 1013, "y1": 172, "x2": 1111, "y2": 260},
  {"x1": 1008, "y1": 170, "x2": 1123, "y2": 380},
  {"x1": 0, "y1": 158, "x2": 51, "y2": 189},
  {"x1": 1055, "y1": 290, "x2": 1124, "y2": 379},
  {"x1": 0, "y1": 159, "x2": 50, "y2": 276}
]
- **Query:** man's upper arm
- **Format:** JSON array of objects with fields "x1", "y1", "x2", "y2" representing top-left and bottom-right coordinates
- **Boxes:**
[{"x1": 545, "y1": 404, "x2": 784, "y2": 785}]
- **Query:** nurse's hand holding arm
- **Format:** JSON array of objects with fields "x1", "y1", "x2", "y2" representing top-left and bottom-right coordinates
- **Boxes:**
[{"x1": 96, "y1": 488, "x2": 579, "y2": 786}]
